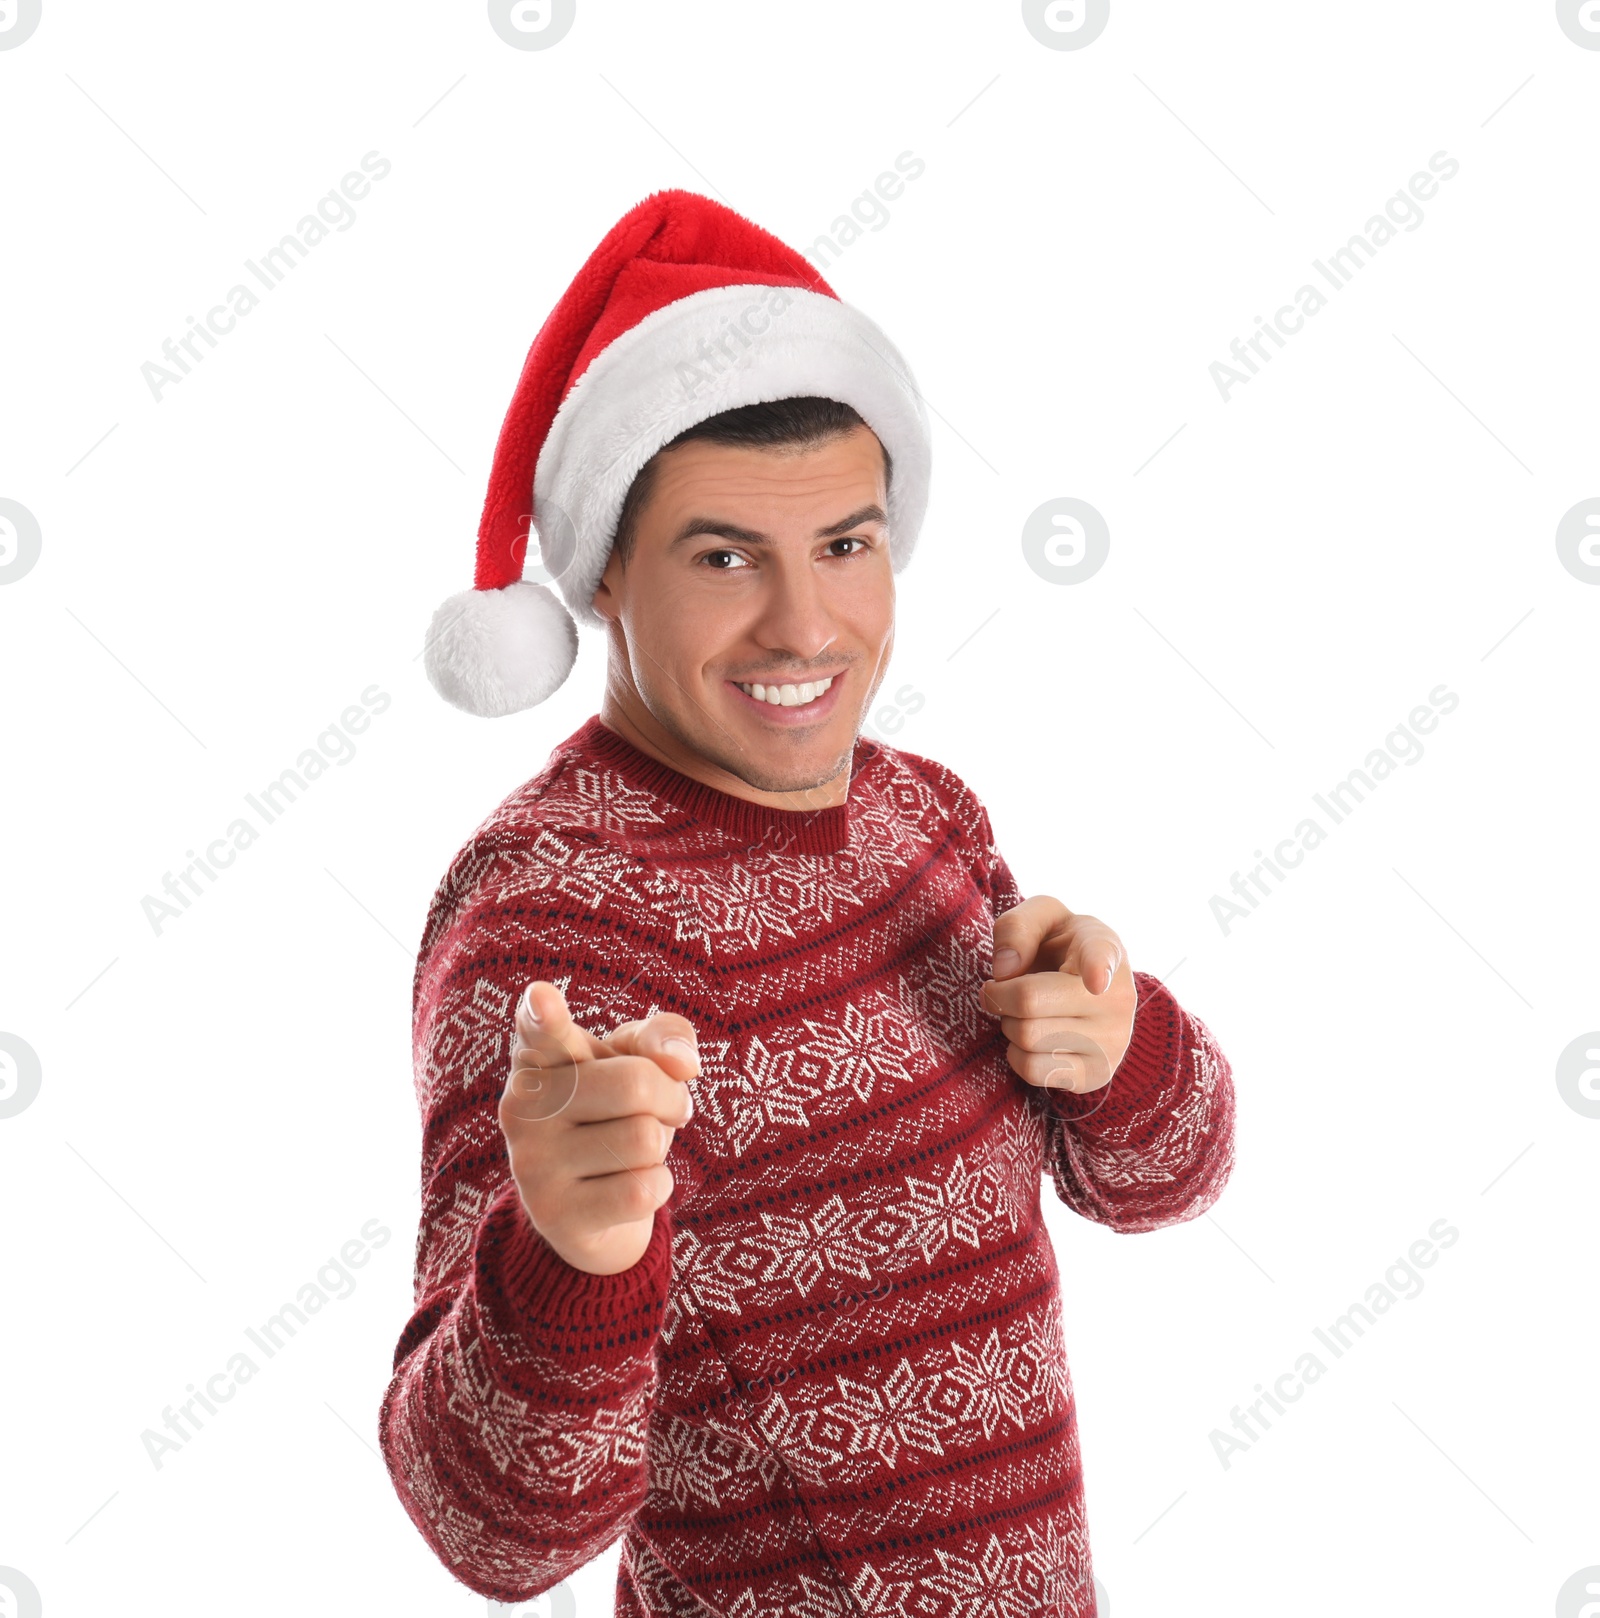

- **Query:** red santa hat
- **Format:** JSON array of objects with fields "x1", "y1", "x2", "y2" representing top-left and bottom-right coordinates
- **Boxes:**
[{"x1": 423, "y1": 188, "x2": 933, "y2": 716}]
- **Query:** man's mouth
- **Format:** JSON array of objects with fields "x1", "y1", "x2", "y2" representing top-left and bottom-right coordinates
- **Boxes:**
[{"x1": 732, "y1": 675, "x2": 837, "y2": 710}]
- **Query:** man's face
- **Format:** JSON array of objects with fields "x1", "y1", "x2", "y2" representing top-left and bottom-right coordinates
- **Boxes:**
[{"x1": 590, "y1": 423, "x2": 894, "y2": 797}]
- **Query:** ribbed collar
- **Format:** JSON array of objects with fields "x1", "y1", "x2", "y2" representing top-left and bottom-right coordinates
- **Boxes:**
[{"x1": 563, "y1": 713, "x2": 881, "y2": 856}]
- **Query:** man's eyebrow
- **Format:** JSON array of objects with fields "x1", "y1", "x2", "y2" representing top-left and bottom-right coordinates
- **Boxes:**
[{"x1": 667, "y1": 503, "x2": 888, "y2": 551}]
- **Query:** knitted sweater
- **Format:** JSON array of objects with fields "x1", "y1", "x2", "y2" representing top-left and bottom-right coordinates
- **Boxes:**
[{"x1": 379, "y1": 714, "x2": 1236, "y2": 1616}]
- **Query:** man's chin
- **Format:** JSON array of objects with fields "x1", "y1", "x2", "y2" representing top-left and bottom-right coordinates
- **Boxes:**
[{"x1": 695, "y1": 720, "x2": 859, "y2": 799}]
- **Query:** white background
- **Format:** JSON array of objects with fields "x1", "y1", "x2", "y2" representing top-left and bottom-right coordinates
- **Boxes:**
[{"x1": 2, "y1": 2, "x2": 1597, "y2": 1615}]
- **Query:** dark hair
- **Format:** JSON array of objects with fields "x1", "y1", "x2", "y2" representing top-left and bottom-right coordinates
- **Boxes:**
[{"x1": 609, "y1": 396, "x2": 892, "y2": 568}]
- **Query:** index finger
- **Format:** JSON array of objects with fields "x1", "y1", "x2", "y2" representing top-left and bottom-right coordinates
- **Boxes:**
[{"x1": 1058, "y1": 923, "x2": 1123, "y2": 996}]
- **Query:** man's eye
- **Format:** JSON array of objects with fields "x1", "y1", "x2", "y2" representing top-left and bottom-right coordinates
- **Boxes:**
[
  {"x1": 831, "y1": 537, "x2": 868, "y2": 556},
  {"x1": 702, "y1": 549, "x2": 749, "y2": 570}
]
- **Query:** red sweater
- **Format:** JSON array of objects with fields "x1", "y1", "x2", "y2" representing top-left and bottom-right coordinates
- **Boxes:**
[{"x1": 380, "y1": 714, "x2": 1236, "y2": 1616}]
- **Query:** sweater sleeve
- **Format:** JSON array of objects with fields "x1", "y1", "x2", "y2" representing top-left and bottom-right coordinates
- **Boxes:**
[
  {"x1": 970, "y1": 803, "x2": 1238, "y2": 1235},
  {"x1": 1034, "y1": 969, "x2": 1238, "y2": 1233},
  {"x1": 378, "y1": 866, "x2": 679, "y2": 1603}
]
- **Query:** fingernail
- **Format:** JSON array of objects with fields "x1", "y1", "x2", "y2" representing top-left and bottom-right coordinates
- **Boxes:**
[
  {"x1": 683, "y1": 1086, "x2": 696, "y2": 1120},
  {"x1": 664, "y1": 1036, "x2": 699, "y2": 1071},
  {"x1": 522, "y1": 986, "x2": 541, "y2": 1023},
  {"x1": 993, "y1": 947, "x2": 1021, "y2": 976}
]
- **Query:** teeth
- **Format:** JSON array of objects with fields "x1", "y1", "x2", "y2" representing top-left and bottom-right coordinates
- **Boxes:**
[{"x1": 738, "y1": 676, "x2": 834, "y2": 707}]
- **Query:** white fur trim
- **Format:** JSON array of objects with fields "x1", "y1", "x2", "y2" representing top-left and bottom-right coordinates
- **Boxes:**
[
  {"x1": 423, "y1": 581, "x2": 578, "y2": 717},
  {"x1": 531, "y1": 285, "x2": 932, "y2": 627}
]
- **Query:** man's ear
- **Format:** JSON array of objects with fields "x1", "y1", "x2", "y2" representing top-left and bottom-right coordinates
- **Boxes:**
[{"x1": 591, "y1": 551, "x2": 621, "y2": 623}]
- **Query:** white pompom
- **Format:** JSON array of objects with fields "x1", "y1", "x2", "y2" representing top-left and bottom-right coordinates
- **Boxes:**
[{"x1": 423, "y1": 582, "x2": 579, "y2": 717}]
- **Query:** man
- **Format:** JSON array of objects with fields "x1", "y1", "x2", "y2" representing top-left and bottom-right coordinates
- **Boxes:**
[{"x1": 382, "y1": 190, "x2": 1236, "y2": 1616}]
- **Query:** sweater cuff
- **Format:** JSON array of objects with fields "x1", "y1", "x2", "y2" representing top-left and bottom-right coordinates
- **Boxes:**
[
  {"x1": 477, "y1": 1176, "x2": 674, "y2": 1338},
  {"x1": 1036, "y1": 969, "x2": 1174, "y2": 1135}
]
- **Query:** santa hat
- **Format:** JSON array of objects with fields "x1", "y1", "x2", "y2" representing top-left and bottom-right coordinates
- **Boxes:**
[{"x1": 423, "y1": 188, "x2": 933, "y2": 717}]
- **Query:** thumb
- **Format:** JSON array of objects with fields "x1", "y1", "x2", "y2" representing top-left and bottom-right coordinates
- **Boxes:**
[{"x1": 604, "y1": 1012, "x2": 701, "y2": 1082}]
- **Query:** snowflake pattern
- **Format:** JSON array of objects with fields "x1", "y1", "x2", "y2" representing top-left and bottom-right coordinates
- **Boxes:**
[
  {"x1": 441, "y1": 1324, "x2": 532, "y2": 1475},
  {"x1": 535, "y1": 1381, "x2": 652, "y2": 1495},
  {"x1": 944, "y1": 1328, "x2": 1028, "y2": 1439},
  {"x1": 1019, "y1": 1503, "x2": 1095, "y2": 1610},
  {"x1": 690, "y1": 858, "x2": 806, "y2": 952},
  {"x1": 533, "y1": 763, "x2": 668, "y2": 836},
  {"x1": 747, "y1": 1387, "x2": 845, "y2": 1485},
  {"x1": 1019, "y1": 1293, "x2": 1073, "y2": 1416},
  {"x1": 418, "y1": 1179, "x2": 490, "y2": 1295},
  {"x1": 922, "y1": 1531, "x2": 1039, "y2": 1618},
  {"x1": 423, "y1": 975, "x2": 514, "y2": 1096},
  {"x1": 646, "y1": 1412, "x2": 739, "y2": 1511},
  {"x1": 824, "y1": 1356, "x2": 957, "y2": 1467},
  {"x1": 899, "y1": 924, "x2": 990, "y2": 1057},
  {"x1": 718, "y1": 1033, "x2": 824, "y2": 1155},
  {"x1": 848, "y1": 1562, "x2": 918, "y2": 1616},
  {"x1": 756, "y1": 1193, "x2": 881, "y2": 1297},
  {"x1": 902, "y1": 1153, "x2": 1003, "y2": 1263},
  {"x1": 791, "y1": 993, "x2": 926, "y2": 1105}
]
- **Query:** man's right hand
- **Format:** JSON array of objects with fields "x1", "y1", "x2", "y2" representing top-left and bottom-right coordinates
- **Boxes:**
[{"x1": 498, "y1": 980, "x2": 699, "y2": 1276}]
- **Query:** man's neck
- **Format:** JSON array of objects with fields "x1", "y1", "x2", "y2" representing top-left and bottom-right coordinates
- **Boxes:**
[{"x1": 597, "y1": 686, "x2": 851, "y2": 812}]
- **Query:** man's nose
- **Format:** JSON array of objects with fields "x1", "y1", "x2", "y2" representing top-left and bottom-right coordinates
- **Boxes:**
[{"x1": 749, "y1": 559, "x2": 838, "y2": 659}]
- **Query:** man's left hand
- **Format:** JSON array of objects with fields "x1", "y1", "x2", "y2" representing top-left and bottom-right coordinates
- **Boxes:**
[{"x1": 979, "y1": 896, "x2": 1137, "y2": 1094}]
